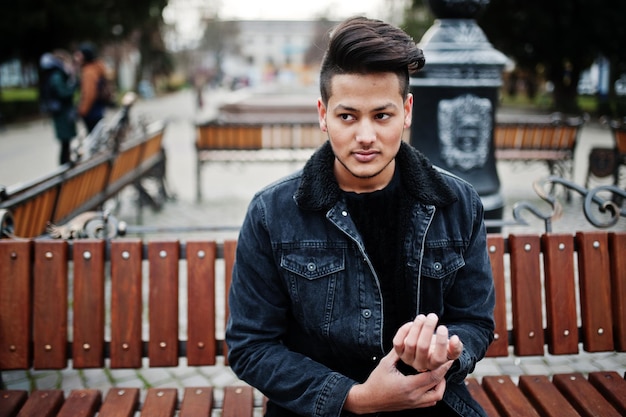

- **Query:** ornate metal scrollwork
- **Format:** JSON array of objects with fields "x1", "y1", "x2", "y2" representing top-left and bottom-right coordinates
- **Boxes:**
[{"x1": 510, "y1": 176, "x2": 626, "y2": 231}]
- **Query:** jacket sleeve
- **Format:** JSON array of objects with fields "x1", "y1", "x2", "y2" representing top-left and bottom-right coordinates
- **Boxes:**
[
  {"x1": 77, "y1": 65, "x2": 99, "y2": 116},
  {"x1": 225, "y1": 196, "x2": 356, "y2": 417},
  {"x1": 442, "y1": 184, "x2": 496, "y2": 384}
]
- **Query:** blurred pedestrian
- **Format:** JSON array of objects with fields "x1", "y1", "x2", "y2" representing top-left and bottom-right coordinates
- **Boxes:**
[
  {"x1": 75, "y1": 42, "x2": 108, "y2": 133},
  {"x1": 39, "y1": 50, "x2": 78, "y2": 165}
]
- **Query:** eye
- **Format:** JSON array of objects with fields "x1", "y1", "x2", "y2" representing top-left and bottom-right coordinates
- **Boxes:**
[
  {"x1": 339, "y1": 113, "x2": 356, "y2": 121},
  {"x1": 374, "y1": 113, "x2": 391, "y2": 120}
]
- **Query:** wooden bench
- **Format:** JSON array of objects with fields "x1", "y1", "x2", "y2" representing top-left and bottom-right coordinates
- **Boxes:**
[
  {"x1": 494, "y1": 113, "x2": 586, "y2": 182},
  {"x1": 1, "y1": 230, "x2": 625, "y2": 416},
  {"x1": 194, "y1": 120, "x2": 327, "y2": 202},
  {"x1": 0, "y1": 120, "x2": 167, "y2": 238}
]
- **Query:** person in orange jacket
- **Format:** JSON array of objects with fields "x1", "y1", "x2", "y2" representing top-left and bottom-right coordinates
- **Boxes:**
[{"x1": 75, "y1": 43, "x2": 107, "y2": 133}]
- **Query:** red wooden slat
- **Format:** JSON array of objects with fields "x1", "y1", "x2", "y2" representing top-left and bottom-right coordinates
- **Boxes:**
[
  {"x1": 609, "y1": 232, "x2": 626, "y2": 351},
  {"x1": 588, "y1": 371, "x2": 626, "y2": 415},
  {"x1": 110, "y1": 240, "x2": 143, "y2": 369},
  {"x1": 553, "y1": 373, "x2": 622, "y2": 417},
  {"x1": 0, "y1": 241, "x2": 32, "y2": 370},
  {"x1": 140, "y1": 388, "x2": 177, "y2": 417},
  {"x1": 56, "y1": 389, "x2": 101, "y2": 417},
  {"x1": 14, "y1": 390, "x2": 64, "y2": 417},
  {"x1": 576, "y1": 232, "x2": 614, "y2": 352},
  {"x1": 222, "y1": 386, "x2": 254, "y2": 417},
  {"x1": 465, "y1": 379, "x2": 499, "y2": 417},
  {"x1": 508, "y1": 235, "x2": 544, "y2": 356},
  {"x1": 541, "y1": 234, "x2": 578, "y2": 354},
  {"x1": 187, "y1": 241, "x2": 217, "y2": 366},
  {"x1": 179, "y1": 387, "x2": 214, "y2": 417},
  {"x1": 148, "y1": 240, "x2": 179, "y2": 367},
  {"x1": 482, "y1": 376, "x2": 541, "y2": 417},
  {"x1": 72, "y1": 240, "x2": 105, "y2": 368},
  {"x1": 518, "y1": 375, "x2": 580, "y2": 417},
  {"x1": 222, "y1": 240, "x2": 237, "y2": 365},
  {"x1": 97, "y1": 388, "x2": 139, "y2": 417},
  {"x1": 33, "y1": 240, "x2": 68, "y2": 369},
  {"x1": 0, "y1": 390, "x2": 28, "y2": 416},
  {"x1": 485, "y1": 235, "x2": 508, "y2": 357}
]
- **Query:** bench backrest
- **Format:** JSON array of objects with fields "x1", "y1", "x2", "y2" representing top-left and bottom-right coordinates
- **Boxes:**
[
  {"x1": 1, "y1": 231, "x2": 625, "y2": 373},
  {"x1": 494, "y1": 123, "x2": 582, "y2": 151},
  {"x1": 195, "y1": 122, "x2": 412, "y2": 152},
  {"x1": 0, "y1": 122, "x2": 166, "y2": 238},
  {"x1": 196, "y1": 122, "x2": 327, "y2": 150}
]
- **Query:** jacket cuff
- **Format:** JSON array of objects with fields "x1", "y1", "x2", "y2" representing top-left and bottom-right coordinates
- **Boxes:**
[{"x1": 314, "y1": 373, "x2": 356, "y2": 417}]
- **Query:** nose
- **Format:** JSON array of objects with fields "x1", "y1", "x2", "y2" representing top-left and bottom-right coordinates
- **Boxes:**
[{"x1": 355, "y1": 120, "x2": 376, "y2": 144}]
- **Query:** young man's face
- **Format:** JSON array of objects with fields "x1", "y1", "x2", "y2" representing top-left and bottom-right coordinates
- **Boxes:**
[{"x1": 317, "y1": 72, "x2": 413, "y2": 193}]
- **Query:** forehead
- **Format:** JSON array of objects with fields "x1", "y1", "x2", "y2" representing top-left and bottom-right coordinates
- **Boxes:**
[{"x1": 328, "y1": 72, "x2": 404, "y2": 104}]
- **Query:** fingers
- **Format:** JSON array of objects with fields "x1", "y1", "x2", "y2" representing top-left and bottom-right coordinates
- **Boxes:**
[
  {"x1": 405, "y1": 359, "x2": 452, "y2": 408},
  {"x1": 430, "y1": 324, "x2": 450, "y2": 365},
  {"x1": 400, "y1": 315, "x2": 425, "y2": 363},
  {"x1": 446, "y1": 334, "x2": 463, "y2": 361},
  {"x1": 392, "y1": 321, "x2": 413, "y2": 355},
  {"x1": 416, "y1": 374, "x2": 447, "y2": 408},
  {"x1": 402, "y1": 313, "x2": 438, "y2": 371},
  {"x1": 394, "y1": 313, "x2": 465, "y2": 373}
]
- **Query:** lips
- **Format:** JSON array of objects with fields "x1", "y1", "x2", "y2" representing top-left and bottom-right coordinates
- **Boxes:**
[{"x1": 353, "y1": 150, "x2": 378, "y2": 162}]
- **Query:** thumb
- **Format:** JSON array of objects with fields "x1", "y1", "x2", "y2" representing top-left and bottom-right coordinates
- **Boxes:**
[
  {"x1": 429, "y1": 360, "x2": 454, "y2": 381},
  {"x1": 380, "y1": 347, "x2": 400, "y2": 366}
]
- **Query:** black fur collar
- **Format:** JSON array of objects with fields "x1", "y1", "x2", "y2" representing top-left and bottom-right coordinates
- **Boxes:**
[{"x1": 294, "y1": 141, "x2": 457, "y2": 211}]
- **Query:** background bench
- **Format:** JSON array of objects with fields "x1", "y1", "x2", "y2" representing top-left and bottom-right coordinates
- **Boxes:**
[
  {"x1": 195, "y1": 114, "x2": 588, "y2": 203},
  {"x1": 194, "y1": 120, "x2": 327, "y2": 201},
  {"x1": 1, "y1": 230, "x2": 624, "y2": 416},
  {"x1": 494, "y1": 113, "x2": 587, "y2": 183},
  {"x1": 0, "y1": 120, "x2": 167, "y2": 238}
]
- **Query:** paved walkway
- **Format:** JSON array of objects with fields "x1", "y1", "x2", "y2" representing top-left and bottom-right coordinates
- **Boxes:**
[{"x1": 1, "y1": 88, "x2": 625, "y2": 402}]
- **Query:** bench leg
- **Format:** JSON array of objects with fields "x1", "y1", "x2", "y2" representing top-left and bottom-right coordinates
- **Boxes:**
[{"x1": 196, "y1": 156, "x2": 203, "y2": 203}]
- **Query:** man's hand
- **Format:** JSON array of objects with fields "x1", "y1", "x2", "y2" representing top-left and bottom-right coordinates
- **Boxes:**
[
  {"x1": 343, "y1": 349, "x2": 451, "y2": 414},
  {"x1": 392, "y1": 313, "x2": 463, "y2": 373}
]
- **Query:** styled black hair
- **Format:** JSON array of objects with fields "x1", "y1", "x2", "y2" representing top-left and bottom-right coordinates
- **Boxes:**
[{"x1": 319, "y1": 16, "x2": 425, "y2": 104}]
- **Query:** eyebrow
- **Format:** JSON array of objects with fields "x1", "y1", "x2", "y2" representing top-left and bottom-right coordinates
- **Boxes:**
[{"x1": 332, "y1": 103, "x2": 399, "y2": 113}]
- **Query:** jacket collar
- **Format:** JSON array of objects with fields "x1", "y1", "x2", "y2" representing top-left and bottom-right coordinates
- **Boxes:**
[{"x1": 294, "y1": 141, "x2": 457, "y2": 211}]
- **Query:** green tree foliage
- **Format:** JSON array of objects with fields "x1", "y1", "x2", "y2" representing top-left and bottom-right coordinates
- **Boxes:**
[
  {"x1": 0, "y1": 0, "x2": 169, "y2": 66},
  {"x1": 402, "y1": 2, "x2": 435, "y2": 43},
  {"x1": 408, "y1": 0, "x2": 626, "y2": 115},
  {"x1": 475, "y1": 0, "x2": 626, "y2": 114}
]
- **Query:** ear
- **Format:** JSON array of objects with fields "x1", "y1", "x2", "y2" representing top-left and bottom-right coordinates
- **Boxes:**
[
  {"x1": 317, "y1": 98, "x2": 327, "y2": 132},
  {"x1": 403, "y1": 93, "x2": 413, "y2": 129}
]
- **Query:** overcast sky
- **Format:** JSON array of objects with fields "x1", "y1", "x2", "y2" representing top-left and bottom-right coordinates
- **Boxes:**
[
  {"x1": 219, "y1": 0, "x2": 384, "y2": 20},
  {"x1": 163, "y1": 0, "x2": 399, "y2": 49}
]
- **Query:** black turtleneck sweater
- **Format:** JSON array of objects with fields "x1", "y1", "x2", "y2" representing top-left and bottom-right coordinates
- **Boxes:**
[{"x1": 343, "y1": 169, "x2": 416, "y2": 349}]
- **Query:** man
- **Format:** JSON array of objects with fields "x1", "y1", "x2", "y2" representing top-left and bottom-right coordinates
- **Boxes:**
[
  {"x1": 75, "y1": 43, "x2": 107, "y2": 133},
  {"x1": 226, "y1": 16, "x2": 495, "y2": 417}
]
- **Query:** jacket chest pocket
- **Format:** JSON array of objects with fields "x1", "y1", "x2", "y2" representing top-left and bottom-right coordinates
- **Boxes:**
[
  {"x1": 281, "y1": 248, "x2": 345, "y2": 279},
  {"x1": 420, "y1": 246, "x2": 465, "y2": 279},
  {"x1": 280, "y1": 248, "x2": 346, "y2": 330}
]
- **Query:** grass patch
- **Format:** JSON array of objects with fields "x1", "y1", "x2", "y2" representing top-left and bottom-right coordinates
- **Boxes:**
[{"x1": 1, "y1": 87, "x2": 38, "y2": 101}]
